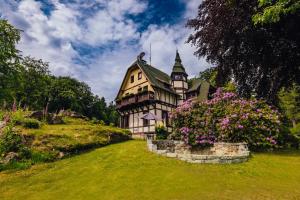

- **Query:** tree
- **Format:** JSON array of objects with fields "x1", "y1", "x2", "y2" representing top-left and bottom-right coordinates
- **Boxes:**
[
  {"x1": 187, "y1": 0, "x2": 300, "y2": 103},
  {"x1": 0, "y1": 19, "x2": 21, "y2": 105},
  {"x1": 17, "y1": 57, "x2": 51, "y2": 109},
  {"x1": 198, "y1": 67, "x2": 217, "y2": 86},
  {"x1": 48, "y1": 76, "x2": 93, "y2": 114},
  {"x1": 253, "y1": 0, "x2": 300, "y2": 25},
  {"x1": 278, "y1": 83, "x2": 300, "y2": 127}
]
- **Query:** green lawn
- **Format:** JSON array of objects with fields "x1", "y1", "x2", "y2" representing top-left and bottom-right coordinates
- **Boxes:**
[{"x1": 1, "y1": 140, "x2": 300, "y2": 200}]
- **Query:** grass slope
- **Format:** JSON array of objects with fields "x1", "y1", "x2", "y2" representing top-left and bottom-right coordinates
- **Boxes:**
[
  {"x1": 0, "y1": 117, "x2": 130, "y2": 171},
  {"x1": 1, "y1": 140, "x2": 300, "y2": 200}
]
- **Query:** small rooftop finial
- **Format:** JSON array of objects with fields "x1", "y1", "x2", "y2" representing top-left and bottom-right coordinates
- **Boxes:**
[
  {"x1": 175, "y1": 50, "x2": 181, "y2": 63},
  {"x1": 137, "y1": 52, "x2": 145, "y2": 62}
]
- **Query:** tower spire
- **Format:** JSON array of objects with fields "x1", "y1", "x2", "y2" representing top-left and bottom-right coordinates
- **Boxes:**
[{"x1": 172, "y1": 50, "x2": 186, "y2": 75}]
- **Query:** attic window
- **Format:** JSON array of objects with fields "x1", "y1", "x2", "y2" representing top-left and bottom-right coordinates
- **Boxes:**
[
  {"x1": 130, "y1": 75, "x2": 134, "y2": 83},
  {"x1": 138, "y1": 72, "x2": 142, "y2": 80}
]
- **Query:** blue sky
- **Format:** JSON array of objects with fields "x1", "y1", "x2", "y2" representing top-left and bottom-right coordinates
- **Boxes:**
[{"x1": 0, "y1": 0, "x2": 208, "y2": 101}]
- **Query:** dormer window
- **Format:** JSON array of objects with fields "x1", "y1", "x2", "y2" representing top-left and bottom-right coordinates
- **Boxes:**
[
  {"x1": 138, "y1": 72, "x2": 142, "y2": 80},
  {"x1": 130, "y1": 75, "x2": 134, "y2": 83}
]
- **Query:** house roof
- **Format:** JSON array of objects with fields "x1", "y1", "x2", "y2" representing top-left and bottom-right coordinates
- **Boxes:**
[
  {"x1": 137, "y1": 60, "x2": 177, "y2": 94},
  {"x1": 187, "y1": 79, "x2": 211, "y2": 101},
  {"x1": 171, "y1": 50, "x2": 187, "y2": 75},
  {"x1": 188, "y1": 79, "x2": 202, "y2": 92}
]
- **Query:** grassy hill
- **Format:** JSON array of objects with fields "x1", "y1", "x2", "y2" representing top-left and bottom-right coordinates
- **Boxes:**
[
  {"x1": 1, "y1": 140, "x2": 300, "y2": 200},
  {"x1": 0, "y1": 115, "x2": 131, "y2": 171}
]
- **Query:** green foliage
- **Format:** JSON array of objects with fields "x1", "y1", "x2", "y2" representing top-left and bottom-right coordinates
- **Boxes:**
[
  {"x1": 278, "y1": 84, "x2": 300, "y2": 127},
  {"x1": 155, "y1": 125, "x2": 168, "y2": 140},
  {"x1": 0, "y1": 124, "x2": 30, "y2": 157},
  {"x1": 253, "y1": 0, "x2": 300, "y2": 25},
  {"x1": 223, "y1": 81, "x2": 237, "y2": 93},
  {"x1": 198, "y1": 67, "x2": 217, "y2": 86},
  {"x1": 0, "y1": 19, "x2": 21, "y2": 104},
  {"x1": 290, "y1": 123, "x2": 300, "y2": 135},
  {"x1": 17, "y1": 57, "x2": 51, "y2": 110},
  {"x1": 22, "y1": 118, "x2": 41, "y2": 129},
  {"x1": 10, "y1": 109, "x2": 26, "y2": 125}
]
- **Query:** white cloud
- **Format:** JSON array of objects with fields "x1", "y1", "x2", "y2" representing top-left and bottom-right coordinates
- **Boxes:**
[
  {"x1": 83, "y1": 0, "x2": 146, "y2": 46},
  {"x1": 140, "y1": 24, "x2": 209, "y2": 78},
  {"x1": 0, "y1": 0, "x2": 208, "y2": 101}
]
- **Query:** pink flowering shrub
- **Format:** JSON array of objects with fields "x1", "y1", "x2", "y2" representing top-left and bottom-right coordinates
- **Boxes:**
[{"x1": 170, "y1": 88, "x2": 283, "y2": 149}]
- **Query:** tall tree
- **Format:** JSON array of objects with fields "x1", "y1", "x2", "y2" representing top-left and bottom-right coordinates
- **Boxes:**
[
  {"x1": 17, "y1": 57, "x2": 51, "y2": 109},
  {"x1": 187, "y1": 0, "x2": 300, "y2": 103},
  {"x1": 0, "y1": 19, "x2": 21, "y2": 105}
]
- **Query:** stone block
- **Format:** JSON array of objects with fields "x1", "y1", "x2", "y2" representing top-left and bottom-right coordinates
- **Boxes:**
[{"x1": 166, "y1": 153, "x2": 177, "y2": 158}]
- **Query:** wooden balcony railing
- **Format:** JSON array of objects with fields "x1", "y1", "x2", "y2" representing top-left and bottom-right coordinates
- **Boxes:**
[{"x1": 116, "y1": 91, "x2": 155, "y2": 109}]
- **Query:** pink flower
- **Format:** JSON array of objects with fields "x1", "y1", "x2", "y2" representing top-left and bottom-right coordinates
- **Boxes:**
[{"x1": 237, "y1": 125, "x2": 244, "y2": 129}]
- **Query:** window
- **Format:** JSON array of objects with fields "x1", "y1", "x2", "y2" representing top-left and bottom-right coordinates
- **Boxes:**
[
  {"x1": 162, "y1": 110, "x2": 169, "y2": 126},
  {"x1": 174, "y1": 75, "x2": 182, "y2": 80},
  {"x1": 130, "y1": 75, "x2": 134, "y2": 83},
  {"x1": 138, "y1": 72, "x2": 142, "y2": 80},
  {"x1": 143, "y1": 111, "x2": 149, "y2": 126},
  {"x1": 138, "y1": 88, "x2": 142, "y2": 93},
  {"x1": 143, "y1": 85, "x2": 148, "y2": 91},
  {"x1": 122, "y1": 115, "x2": 129, "y2": 128}
]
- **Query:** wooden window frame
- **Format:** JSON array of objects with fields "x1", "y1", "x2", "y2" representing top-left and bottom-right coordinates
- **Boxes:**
[
  {"x1": 130, "y1": 75, "x2": 134, "y2": 83},
  {"x1": 138, "y1": 72, "x2": 142, "y2": 80}
]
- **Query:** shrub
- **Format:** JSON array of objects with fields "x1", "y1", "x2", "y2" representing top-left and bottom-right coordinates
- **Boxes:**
[
  {"x1": 0, "y1": 124, "x2": 31, "y2": 157},
  {"x1": 155, "y1": 125, "x2": 168, "y2": 140},
  {"x1": 290, "y1": 123, "x2": 300, "y2": 136},
  {"x1": 22, "y1": 118, "x2": 41, "y2": 129},
  {"x1": 171, "y1": 88, "x2": 283, "y2": 150},
  {"x1": 11, "y1": 109, "x2": 26, "y2": 125}
]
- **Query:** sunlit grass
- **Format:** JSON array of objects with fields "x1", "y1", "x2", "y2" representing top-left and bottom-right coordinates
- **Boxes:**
[{"x1": 1, "y1": 140, "x2": 300, "y2": 200}]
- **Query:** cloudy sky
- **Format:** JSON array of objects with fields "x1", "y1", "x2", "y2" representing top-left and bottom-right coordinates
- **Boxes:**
[{"x1": 0, "y1": 0, "x2": 209, "y2": 101}]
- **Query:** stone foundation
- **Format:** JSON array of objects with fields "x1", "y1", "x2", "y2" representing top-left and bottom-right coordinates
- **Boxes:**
[{"x1": 147, "y1": 139, "x2": 250, "y2": 164}]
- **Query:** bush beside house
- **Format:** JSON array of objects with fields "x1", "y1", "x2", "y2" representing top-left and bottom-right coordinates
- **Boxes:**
[{"x1": 170, "y1": 88, "x2": 296, "y2": 150}]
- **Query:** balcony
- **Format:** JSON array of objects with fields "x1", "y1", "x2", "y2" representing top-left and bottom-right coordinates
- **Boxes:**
[{"x1": 116, "y1": 91, "x2": 155, "y2": 109}]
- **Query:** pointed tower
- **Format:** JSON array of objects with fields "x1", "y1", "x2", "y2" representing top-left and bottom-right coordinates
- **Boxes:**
[{"x1": 171, "y1": 50, "x2": 188, "y2": 104}]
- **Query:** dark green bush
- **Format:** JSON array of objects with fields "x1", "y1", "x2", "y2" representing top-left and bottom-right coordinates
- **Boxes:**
[
  {"x1": 22, "y1": 118, "x2": 41, "y2": 129},
  {"x1": 155, "y1": 125, "x2": 169, "y2": 140}
]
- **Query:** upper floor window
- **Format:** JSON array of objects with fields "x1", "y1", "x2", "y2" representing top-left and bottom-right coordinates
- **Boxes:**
[
  {"x1": 130, "y1": 75, "x2": 134, "y2": 83},
  {"x1": 162, "y1": 110, "x2": 169, "y2": 126},
  {"x1": 138, "y1": 72, "x2": 142, "y2": 80},
  {"x1": 138, "y1": 88, "x2": 142, "y2": 93},
  {"x1": 143, "y1": 85, "x2": 148, "y2": 91}
]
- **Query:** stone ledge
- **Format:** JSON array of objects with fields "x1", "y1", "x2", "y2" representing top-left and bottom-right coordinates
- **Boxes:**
[{"x1": 147, "y1": 140, "x2": 250, "y2": 164}]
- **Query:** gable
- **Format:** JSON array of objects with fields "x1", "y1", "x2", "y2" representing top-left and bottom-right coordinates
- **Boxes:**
[{"x1": 116, "y1": 64, "x2": 153, "y2": 99}]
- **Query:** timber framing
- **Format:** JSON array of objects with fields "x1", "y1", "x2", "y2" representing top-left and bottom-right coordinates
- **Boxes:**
[{"x1": 115, "y1": 51, "x2": 213, "y2": 137}]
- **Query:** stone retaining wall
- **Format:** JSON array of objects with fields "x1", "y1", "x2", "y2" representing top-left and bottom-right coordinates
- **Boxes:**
[{"x1": 147, "y1": 139, "x2": 250, "y2": 164}]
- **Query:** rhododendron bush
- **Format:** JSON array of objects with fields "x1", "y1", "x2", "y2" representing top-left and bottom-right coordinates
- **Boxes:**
[{"x1": 170, "y1": 88, "x2": 283, "y2": 149}]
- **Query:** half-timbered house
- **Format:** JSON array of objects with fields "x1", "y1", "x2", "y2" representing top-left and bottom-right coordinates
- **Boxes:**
[{"x1": 115, "y1": 51, "x2": 213, "y2": 138}]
